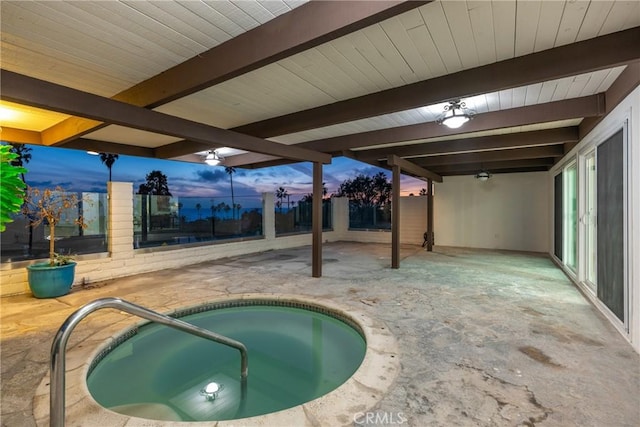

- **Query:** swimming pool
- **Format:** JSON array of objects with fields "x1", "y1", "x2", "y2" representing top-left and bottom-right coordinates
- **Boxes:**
[{"x1": 87, "y1": 299, "x2": 366, "y2": 421}]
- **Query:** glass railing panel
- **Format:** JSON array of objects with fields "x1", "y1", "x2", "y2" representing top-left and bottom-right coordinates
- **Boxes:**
[
  {"x1": 134, "y1": 195, "x2": 263, "y2": 248},
  {"x1": 274, "y1": 194, "x2": 332, "y2": 236},
  {"x1": 1, "y1": 192, "x2": 108, "y2": 262},
  {"x1": 348, "y1": 202, "x2": 391, "y2": 230}
]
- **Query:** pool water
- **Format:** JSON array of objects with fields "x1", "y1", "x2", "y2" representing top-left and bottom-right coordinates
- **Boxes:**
[{"x1": 87, "y1": 303, "x2": 366, "y2": 421}]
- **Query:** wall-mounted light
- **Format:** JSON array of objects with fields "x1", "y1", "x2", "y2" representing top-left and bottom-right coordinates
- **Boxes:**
[
  {"x1": 204, "y1": 150, "x2": 223, "y2": 166},
  {"x1": 475, "y1": 171, "x2": 491, "y2": 181},
  {"x1": 436, "y1": 100, "x2": 474, "y2": 129},
  {"x1": 87, "y1": 151, "x2": 100, "y2": 156}
]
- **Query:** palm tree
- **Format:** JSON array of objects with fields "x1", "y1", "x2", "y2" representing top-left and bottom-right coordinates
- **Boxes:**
[
  {"x1": 99, "y1": 153, "x2": 119, "y2": 181},
  {"x1": 9, "y1": 143, "x2": 31, "y2": 183},
  {"x1": 275, "y1": 187, "x2": 288, "y2": 213},
  {"x1": 419, "y1": 188, "x2": 428, "y2": 196},
  {"x1": 225, "y1": 166, "x2": 236, "y2": 219},
  {"x1": 195, "y1": 203, "x2": 202, "y2": 220}
]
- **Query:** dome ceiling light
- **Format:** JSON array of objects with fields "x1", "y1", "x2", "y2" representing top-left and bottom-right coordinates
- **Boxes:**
[{"x1": 436, "y1": 100, "x2": 475, "y2": 129}]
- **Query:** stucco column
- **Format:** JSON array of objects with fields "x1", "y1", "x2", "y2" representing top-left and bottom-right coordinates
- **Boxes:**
[
  {"x1": 263, "y1": 192, "x2": 275, "y2": 240},
  {"x1": 108, "y1": 182, "x2": 134, "y2": 260}
]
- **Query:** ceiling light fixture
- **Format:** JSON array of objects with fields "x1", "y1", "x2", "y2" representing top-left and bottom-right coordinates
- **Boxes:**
[
  {"x1": 204, "y1": 150, "x2": 223, "y2": 166},
  {"x1": 86, "y1": 151, "x2": 100, "y2": 156},
  {"x1": 436, "y1": 100, "x2": 474, "y2": 129},
  {"x1": 475, "y1": 170, "x2": 491, "y2": 181}
]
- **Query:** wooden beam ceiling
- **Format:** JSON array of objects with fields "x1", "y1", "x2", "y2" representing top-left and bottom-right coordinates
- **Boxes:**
[
  {"x1": 412, "y1": 145, "x2": 564, "y2": 167},
  {"x1": 429, "y1": 158, "x2": 556, "y2": 175},
  {"x1": 0, "y1": 70, "x2": 330, "y2": 164},
  {"x1": 232, "y1": 27, "x2": 639, "y2": 138},
  {"x1": 47, "y1": 1, "x2": 429, "y2": 147},
  {"x1": 355, "y1": 127, "x2": 578, "y2": 161},
  {"x1": 296, "y1": 95, "x2": 602, "y2": 153}
]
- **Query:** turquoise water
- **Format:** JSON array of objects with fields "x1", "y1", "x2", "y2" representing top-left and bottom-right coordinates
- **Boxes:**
[{"x1": 87, "y1": 304, "x2": 366, "y2": 421}]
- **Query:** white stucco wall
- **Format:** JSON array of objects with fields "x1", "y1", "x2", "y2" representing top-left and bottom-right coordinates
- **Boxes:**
[{"x1": 434, "y1": 172, "x2": 550, "y2": 252}]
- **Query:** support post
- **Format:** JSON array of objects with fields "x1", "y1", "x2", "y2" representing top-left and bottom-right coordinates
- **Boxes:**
[
  {"x1": 391, "y1": 165, "x2": 401, "y2": 269},
  {"x1": 312, "y1": 162, "x2": 323, "y2": 277},
  {"x1": 426, "y1": 179, "x2": 434, "y2": 252}
]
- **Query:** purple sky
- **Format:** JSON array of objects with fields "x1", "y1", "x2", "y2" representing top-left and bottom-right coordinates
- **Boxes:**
[{"x1": 16, "y1": 144, "x2": 427, "y2": 200}]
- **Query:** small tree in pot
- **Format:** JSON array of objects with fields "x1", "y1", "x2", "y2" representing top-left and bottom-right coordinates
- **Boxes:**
[{"x1": 23, "y1": 186, "x2": 87, "y2": 298}]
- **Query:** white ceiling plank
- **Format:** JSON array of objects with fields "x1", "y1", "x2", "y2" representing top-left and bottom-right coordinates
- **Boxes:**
[
  {"x1": 511, "y1": 86, "x2": 527, "y2": 108},
  {"x1": 621, "y1": 1, "x2": 640, "y2": 30},
  {"x1": 492, "y1": 0, "x2": 516, "y2": 61},
  {"x1": 575, "y1": 1, "x2": 615, "y2": 41},
  {"x1": 468, "y1": 0, "x2": 497, "y2": 66},
  {"x1": 208, "y1": 1, "x2": 260, "y2": 31},
  {"x1": 566, "y1": 74, "x2": 591, "y2": 99},
  {"x1": 123, "y1": 1, "x2": 227, "y2": 46},
  {"x1": 419, "y1": 2, "x2": 463, "y2": 73},
  {"x1": 498, "y1": 89, "x2": 513, "y2": 110},
  {"x1": 554, "y1": 0, "x2": 590, "y2": 46},
  {"x1": 70, "y1": 1, "x2": 203, "y2": 61},
  {"x1": 596, "y1": 66, "x2": 626, "y2": 92},
  {"x1": 578, "y1": 69, "x2": 610, "y2": 97},
  {"x1": 514, "y1": 0, "x2": 542, "y2": 57},
  {"x1": 599, "y1": 1, "x2": 640, "y2": 35},
  {"x1": 441, "y1": 0, "x2": 480, "y2": 69},
  {"x1": 177, "y1": 1, "x2": 245, "y2": 38},
  {"x1": 380, "y1": 16, "x2": 432, "y2": 82},
  {"x1": 315, "y1": 43, "x2": 383, "y2": 94},
  {"x1": 550, "y1": 76, "x2": 573, "y2": 101},
  {"x1": 86, "y1": 125, "x2": 182, "y2": 148},
  {"x1": 537, "y1": 81, "x2": 558, "y2": 104},
  {"x1": 525, "y1": 83, "x2": 543, "y2": 106},
  {"x1": 330, "y1": 36, "x2": 391, "y2": 92},
  {"x1": 485, "y1": 91, "x2": 501, "y2": 112},
  {"x1": 352, "y1": 26, "x2": 410, "y2": 87},
  {"x1": 406, "y1": 24, "x2": 447, "y2": 78},
  {"x1": 534, "y1": 0, "x2": 564, "y2": 52},
  {"x1": 231, "y1": 0, "x2": 277, "y2": 25}
]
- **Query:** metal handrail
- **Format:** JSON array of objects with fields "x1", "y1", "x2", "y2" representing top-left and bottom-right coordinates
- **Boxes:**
[{"x1": 49, "y1": 297, "x2": 248, "y2": 427}]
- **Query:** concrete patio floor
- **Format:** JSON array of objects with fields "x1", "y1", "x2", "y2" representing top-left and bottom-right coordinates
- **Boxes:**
[{"x1": 2, "y1": 242, "x2": 639, "y2": 426}]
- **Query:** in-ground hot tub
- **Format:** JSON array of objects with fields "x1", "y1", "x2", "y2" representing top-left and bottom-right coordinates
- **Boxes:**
[
  {"x1": 87, "y1": 299, "x2": 367, "y2": 422},
  {"x1": 33, "y1": 294, "x2": 400, "y2": 426}
]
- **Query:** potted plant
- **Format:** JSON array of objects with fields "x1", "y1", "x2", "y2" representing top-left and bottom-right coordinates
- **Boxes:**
[{"x1": 23, "y1": 186, "x2": 86, "y2": 298}]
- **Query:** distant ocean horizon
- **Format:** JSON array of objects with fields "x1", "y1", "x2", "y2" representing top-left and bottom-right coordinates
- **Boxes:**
[{"x1": 179, "y1": 207, "x2": 263, "y2": 222}]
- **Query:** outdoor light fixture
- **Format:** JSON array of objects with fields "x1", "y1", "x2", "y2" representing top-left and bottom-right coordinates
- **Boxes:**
[
  {"x1": 86, "y1": 151, "x2": 100, "y2": 156},
  {"x1": 475, "y1": 170, "x2": 491, "y2": 181},
  {"x1": 204, "y1": 150, "x2": 223, "y2": 166},
  {"x1": 436, "y1": 100, "x2": 474, "y2": 129},
  {"x1": 200, "y1": 382, "x2": 222, "y2": 401}
]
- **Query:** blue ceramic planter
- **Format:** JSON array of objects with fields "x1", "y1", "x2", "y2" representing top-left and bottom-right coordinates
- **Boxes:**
[{"x1": 26, "y1": 262, "x2": 76, "y2": 298}]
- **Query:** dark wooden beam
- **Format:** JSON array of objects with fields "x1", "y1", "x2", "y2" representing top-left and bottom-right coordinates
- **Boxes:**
[
  {"x1": 437, "y1": 166, "x2": 550, "y2": 176},
  {"x1": 223, "y1": 152, "x2": 280, "y2": 167},
  {"x1": 47, "y1": 1, "x2": 429, "y2": 147},
  {"x1": 154, "y1": 141, "x2": 222, "y2": 159},
  {"x1": 63, "y1": 138, "x2": 156, "y2": 157},
  {"x1": 430, "y1": 158, "x2": 556, "y2": 174},
  {"x1": 413, "y1": 145, "x2": 564, "y2": 167},
  {"x1": 356, "y1": 127, "x2": 578, "y2": 160},
  {"x1": 391, "y1": 164, "x2": 401, "y2": 269},
  {"x1": 233, "y1": 27, "x2": 639, "y2": 138},
  {"x1": 1, "y1": 70, "x2": 331, "y2": 164},
  {"x1": 300, "y1": 95, "x2": 603, "y2": 153},
  {"x1": 580, "y1": 61, "x2": 640, "y2": 139},
  {"x1": 312, "y1": 162, "x2": 323, "y2": 278},
  {"x1": 387, "y1": 155, "x2": 443, "y2": 183}
]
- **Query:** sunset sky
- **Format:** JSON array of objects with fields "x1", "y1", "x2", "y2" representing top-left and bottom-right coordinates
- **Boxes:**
[{"x1": 17, "y1": 144, "x2": 426, "y2": 201}]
